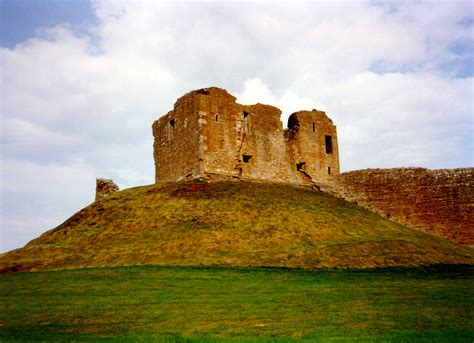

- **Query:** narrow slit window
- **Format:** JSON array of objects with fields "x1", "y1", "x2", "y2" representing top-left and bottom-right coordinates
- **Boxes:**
[
  {"x1": 215, "y1": 114, "x2": 221, "y2": 123},
  {"x1": 168, "y1": 119, "x2": 175, "y2": 140},
  {"x1": 325, "y1": 135, "x2": 333, "y2": 154},
  {"x1": 312, "y1": 122, "x2": 315, "y2": 132},
  {"x1": 328, "y1": 166, "x2": 331, "y2": 174},
  {"x1": 296, "y1": 162, "x2": 306, "y2": 171},
  {"x1": 242, "y1": 154, "x2": 252, "y2": 163}
]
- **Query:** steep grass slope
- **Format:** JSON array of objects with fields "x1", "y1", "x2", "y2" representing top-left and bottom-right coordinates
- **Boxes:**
[{"x1": 1, "y1": 181, "x2": 472, "y2": 272}]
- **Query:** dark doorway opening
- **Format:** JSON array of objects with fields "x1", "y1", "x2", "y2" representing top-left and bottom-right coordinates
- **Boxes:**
[{"x1": 296, "y1": 162, "x2": 306, "y2": 171}]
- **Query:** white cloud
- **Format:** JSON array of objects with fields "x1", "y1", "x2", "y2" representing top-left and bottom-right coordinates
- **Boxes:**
[
  {"x1": 1, "y1": 159, "x2": 95, "y2": 194},
  {"x1": 0, "y1": 159, "x2": 97, "y2": 251},
  {"x1": 235, "y1": 78, "x2": 324, "y2": 125},
  {"x1": 1, "y1": 0, "x2": 473, "y2": 252},
  {"x1": 235, "y1": 78, "x2": 277, "y2": 105}
]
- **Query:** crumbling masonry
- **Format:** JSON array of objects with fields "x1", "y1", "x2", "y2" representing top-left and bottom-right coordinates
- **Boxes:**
[
  {"x1": 95, "y1": 178, "x2": 119, "y2": 200},
  {"x1": 152, "y1": 87, "x2": 339, "y2": 188}
]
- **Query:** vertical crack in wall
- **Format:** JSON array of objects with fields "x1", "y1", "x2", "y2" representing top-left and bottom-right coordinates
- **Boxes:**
[
  {"x1": 298, "y1": 170, "x2": 321, "y2": 191},
  {"x1": 235, "y1": 130, "x2": 246, "y2": 176}
]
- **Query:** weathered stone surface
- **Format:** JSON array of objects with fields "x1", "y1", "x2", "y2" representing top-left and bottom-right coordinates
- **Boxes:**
[
  {"x1": 337, "y1": 168, "x2": 474, "y2": 246},
  {"x1": 152, "y1": 87, "x2": 339, "y2": 187},
  {"x1": 95, "y1": 178, "x2": 119, "y2": 200}
]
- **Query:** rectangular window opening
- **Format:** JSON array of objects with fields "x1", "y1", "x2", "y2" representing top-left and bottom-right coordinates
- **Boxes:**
[
  {"x1": 242, "y1": 154, "x2": 252, "y2": 163},
  {"x1": 296, "y1": 162, "x2": 306, "y2": 171},
  {"x1": 325, "y1": 135, "x2": 333, "y2": 154},
  {"x1": 328, "y1": 166, "x2": 331, "y2": 174},
  {"x1": 169, "y1": 119, "x2": 175, "y2": 128},
  {"x1": 243, "y1": 111, "x2": 249, "y2": 118},
  {"x1": 312, "y1": 122, "x2": 315, "y2": 132}
]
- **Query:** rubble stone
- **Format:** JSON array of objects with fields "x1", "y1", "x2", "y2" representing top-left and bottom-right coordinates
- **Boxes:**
[{"x1": 95, "y1": 178, "x2": 119, "y2": 200}]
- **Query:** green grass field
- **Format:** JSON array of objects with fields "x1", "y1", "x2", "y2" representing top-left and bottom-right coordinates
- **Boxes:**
[{"x1": 1, "y1": 265, "x2": 472, "y2": 342}]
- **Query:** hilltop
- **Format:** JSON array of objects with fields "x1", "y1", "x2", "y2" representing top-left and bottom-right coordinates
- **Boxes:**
[{"x1": 1, "y1": 181, "x2": 472, "y2": 272}]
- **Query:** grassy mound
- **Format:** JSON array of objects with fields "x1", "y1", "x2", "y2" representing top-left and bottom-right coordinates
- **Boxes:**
[{"x1": 1, "y1": 181, "x2": 472, "y2": 272}]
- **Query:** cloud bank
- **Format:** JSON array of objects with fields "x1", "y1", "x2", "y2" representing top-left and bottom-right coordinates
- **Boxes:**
[{"x1": 1, "y1": 1, "x2": 473, "y2": 251}]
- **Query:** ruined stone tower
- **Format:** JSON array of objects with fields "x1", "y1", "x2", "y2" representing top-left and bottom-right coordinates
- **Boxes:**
[{"x1": 152, "y1": 87, "x2": 339, "y2": 187}]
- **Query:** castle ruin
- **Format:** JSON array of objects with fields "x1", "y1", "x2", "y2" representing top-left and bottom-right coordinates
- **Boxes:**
[
  {"x1": 152, "y1": 87, "x2": 339, "y2": 188},
  {"x1": 151, "y1": 87, "x2": 473, "y2": 246}
]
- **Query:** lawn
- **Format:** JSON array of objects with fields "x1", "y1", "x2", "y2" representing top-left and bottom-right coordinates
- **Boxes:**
[{"x1": 1, "y1": 265, "x2": 472, "y2": 341}]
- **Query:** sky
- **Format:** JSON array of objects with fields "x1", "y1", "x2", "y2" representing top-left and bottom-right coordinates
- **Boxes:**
[{"x1": 0, "y1": 0, "x2": 473, "y2": 252}]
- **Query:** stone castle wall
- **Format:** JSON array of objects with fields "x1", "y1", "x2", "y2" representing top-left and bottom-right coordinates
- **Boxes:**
[
  {"x1": 152, "y1": 87, "x2": 340, "y2": 186},
  {"x1": 337, "y1": 168, "x2": 474, "y2": 245},
  {"x1": 152, "y1": 92, "x2": 203, "y2": 181},
  {"x1": 287, "y1": 110, "x2": 340, "y2": 183}
]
